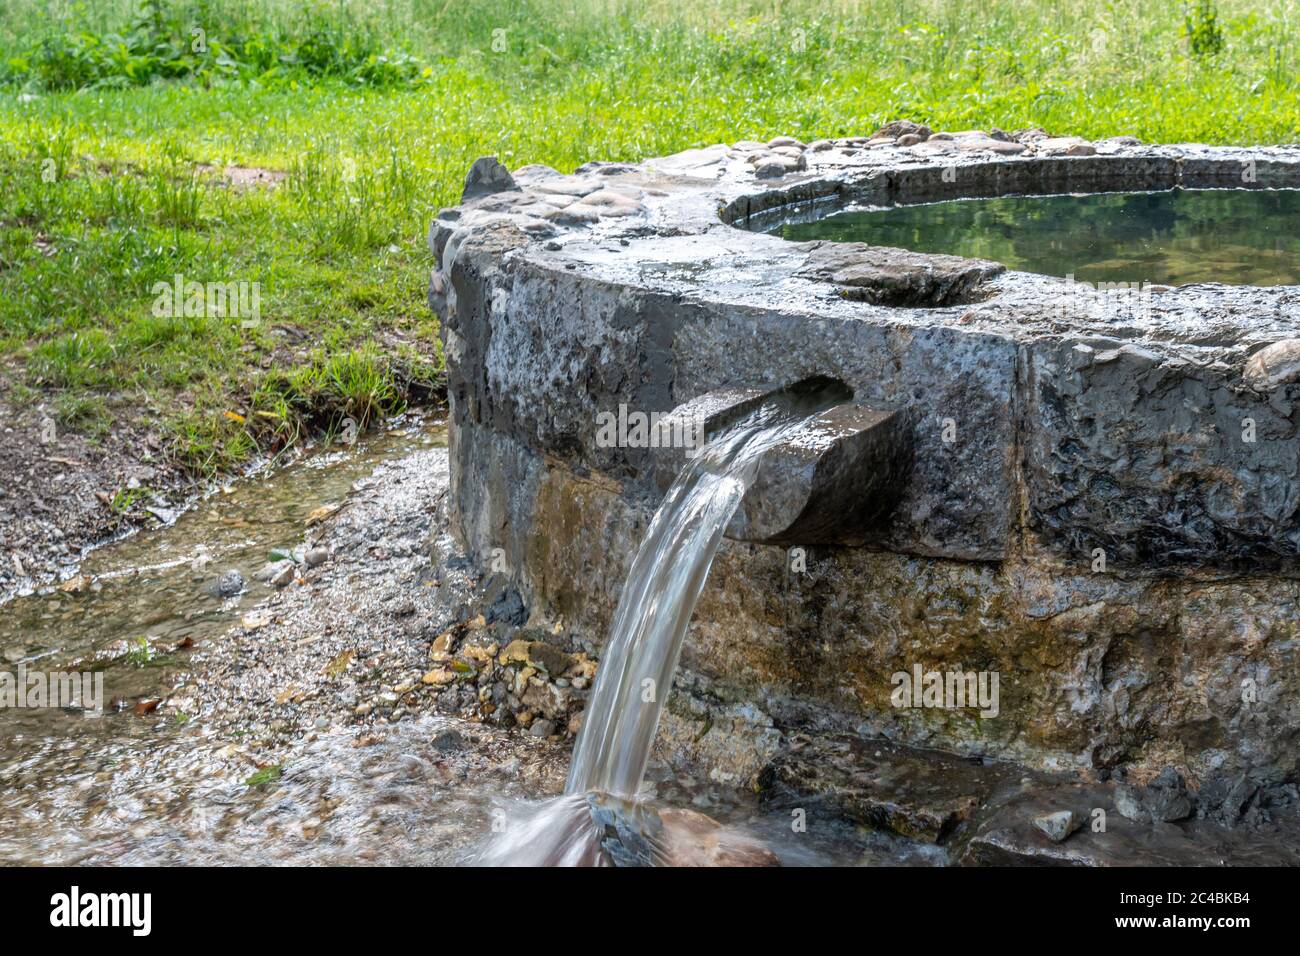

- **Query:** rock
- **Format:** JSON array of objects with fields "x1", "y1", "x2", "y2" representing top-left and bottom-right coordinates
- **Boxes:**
[
  {"x1": 485, "y1": 584, "x2": 526, "y2": 626},
  {"x1": 1114, "y1": 773, "x2": 1193, "y2": 824},
  {"x1": 1148, "y1": 788, "x2": 1192, "y2": 822},
  {"x1": 543, "y1": 204, "x2": 601, "y2": 226},
  {"x1": 254, "y1": 560, "x2": 292, "y2": 583},
  {"x1": 872, "y1": 120, "x2": 932, "y2": 141},
  {"x1": 1035, "y1": 136, "x2": 1094, "y2": 156},
  {"x1": 500, "y1": 639, "x2": 530, "y2": 664},
  {"x1": 1146, "y1": 769, "x2": 1193, "y2": 822},
  {"x1": 658, "y1": 807, "x2": 781, "y2": 867},
  {"x1": 797, "y1": 241, "x2": 1004, "y2": 307},
  {"x1": 587, "y1": 795, "x2": 780, "y2": 867},
  {"x1": 1033, "y1": 810, "x2": 1080, "y2": 842},
  {"x1": 429, "y1": 632, "x2": 454, "y2": 660},
  {"x1": 431, "y1": 729, "x2": 467, "y2": 751},
  {"x1": 760, "y1": 734, "x2": 1008, "y2": 842},
  {"x1": 57, "y1": 574, "x2": 89, "y2": 593},
  {"x1": 896, "y1": 133, "x2": 924, "y2": 147},
  {"x1": 1114, "y1": 784, "x2": 1150, "y2": 822},
  {"x1": 766, "y1": 136, "x2": 805, "y2": 149},
  {"x1": 270, "y1": 562, "x2": 295, "y2": 587},
  {"x1": 521, "y1": 680, "x2": 569, "y2": 720},
  {"x1": 529, "y1": 719, "x2": 556, "y2": 737},
  {"x1": 956, "y1": 137, "x2": 1026, "y2": 154},
  {"x1": 528, "y1": 641, "x2": 572, "y2": 674},
  {"x1": 207, "y1": 569, "x2": 244, "y2": 598},
  {"x1": 1011, "y1": 127, "x2": 1049, "y2": 143},
  {"x1": 753, "y1": 155, "x2": 805, "y2": 179},
  {"x1": 3, "y1": 646, "x2": 25, "y2": 663},
  {"x1": 421, "y1": 668, "x2": 456, "y2": 686},
  {"x1": 304, "y1": 546, "x2": 329, "y2": 567},
  {"x1": 1243, "y1": 339, "x2": 1300, "y2": 390},
  {"x1": 462, "y1": 156, "x2": 517, "y2": 202},
  {"x1": 1197, "y1": 774, "x2": 1257, "y2": 825},
  {"x1": 963, "y1": 784, "x2": 1300, "y2": 866},
  {"x1": 313, "y1": 716, "x2": 328, "y2": 730}
]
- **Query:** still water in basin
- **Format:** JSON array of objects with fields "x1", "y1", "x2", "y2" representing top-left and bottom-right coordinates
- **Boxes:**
[{"x1": 773, "y1": 188, "x2": 1300, "y2": 286}]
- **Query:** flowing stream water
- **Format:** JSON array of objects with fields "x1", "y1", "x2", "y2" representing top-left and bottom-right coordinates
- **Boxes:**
[{"x1": 1, "y1": 408, "x2": 937, "y2": 866}]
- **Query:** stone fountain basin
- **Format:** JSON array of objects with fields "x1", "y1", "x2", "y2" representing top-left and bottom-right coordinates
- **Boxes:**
[{"x1": 429, "y1": 131, "x2": 1300, "y2": 794}]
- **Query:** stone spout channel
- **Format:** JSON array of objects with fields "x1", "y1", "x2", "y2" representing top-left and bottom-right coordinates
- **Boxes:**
[{"x1": 654, "y1": 376, "x2": 912, "y2": 545}]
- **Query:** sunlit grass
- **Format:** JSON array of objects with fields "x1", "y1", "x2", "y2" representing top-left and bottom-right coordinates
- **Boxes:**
[{"x1": 0, "y1": 0, "x2": 1295, "y2": 475}]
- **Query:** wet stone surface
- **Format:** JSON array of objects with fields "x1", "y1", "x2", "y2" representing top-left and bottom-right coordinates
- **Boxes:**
[{"x1": 430, "y1": 124, "x2": 1300, "y2": 794}]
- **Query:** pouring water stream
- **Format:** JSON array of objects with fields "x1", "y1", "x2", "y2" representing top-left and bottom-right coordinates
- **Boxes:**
[{"x1": 481, "y1": 385, "x2": 846, "y2": 864}]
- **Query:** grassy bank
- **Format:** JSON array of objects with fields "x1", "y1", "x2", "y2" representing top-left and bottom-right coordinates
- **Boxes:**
[{"x1": 1, "y1": 0, "x2": 1296, "y2": 475}]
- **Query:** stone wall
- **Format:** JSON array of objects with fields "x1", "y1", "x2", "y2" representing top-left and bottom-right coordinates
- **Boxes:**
[{"x1": 430, "y1": 131, "x2": 1300, "y2": 790}]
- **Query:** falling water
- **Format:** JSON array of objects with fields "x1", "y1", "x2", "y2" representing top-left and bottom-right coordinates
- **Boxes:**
[
  {"x1": 479, "y1": 382, "x2": 847, "y2": 865},
  {"x1": 566, "y1": 409, "x2": 811, "y2": 797}
]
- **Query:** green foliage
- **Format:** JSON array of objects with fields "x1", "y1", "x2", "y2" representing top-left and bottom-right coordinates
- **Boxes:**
[
  {"x1": 1184, "y1": 1, "x2": 1226, "y2": 59},
  {"x1": 123, "y1": 635, "x2": 156, "y2": 665},
  {"x1": 2, "y1": 0, "x2": 426, "y2": 91}
]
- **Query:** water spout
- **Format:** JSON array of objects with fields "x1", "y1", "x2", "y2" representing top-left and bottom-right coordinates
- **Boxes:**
[{"x1": 484, "y1": 377, "x2": 909, "y2": 864}]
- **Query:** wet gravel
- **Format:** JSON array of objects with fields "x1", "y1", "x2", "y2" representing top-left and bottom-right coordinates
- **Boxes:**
[
  {"x1": 0, "y1": 425, "x2": 572, "y2": 864},
  {"x1": 0, "y1": 385, "x2": 192, "y2": 604}
]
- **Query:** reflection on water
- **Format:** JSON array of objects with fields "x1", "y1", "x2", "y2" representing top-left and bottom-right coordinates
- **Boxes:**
[{"x1": 774, "y1": 188, "x2": 1300, "y2": 286}]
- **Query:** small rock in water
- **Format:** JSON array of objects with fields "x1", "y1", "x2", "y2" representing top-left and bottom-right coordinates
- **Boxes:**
[
  {"x1": 270, "y1": 562, "x2": 296, "y2": 587},
  {"x1": 1115, "y1": 769, "x2": 1193, "y2": 824},
  {"x1": 530, "y1": 719, "x2": 556, "y2": 738},
  {"x1": 304, "y1": 546, "x2": 329, "y2": 567},
  {"x1": 1032, "y1": 810, "x2": 1080, "y2": 843},
  {"x1": 1115, "y1": 784, "x2": 1150, "y2": 823},
  {"x1": 207, "y1": 569, "x2": 245, "y2": 598},
  {"x1": 431, "y1": 729, "x2": 467, "y2": 752}
]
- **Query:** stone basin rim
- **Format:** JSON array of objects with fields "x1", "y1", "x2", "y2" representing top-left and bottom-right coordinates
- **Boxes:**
[
  {"x1": 431, "y1": 138, "x2": 1300, "y2": 372},
  {"x1": 427, "y1": 134, "x2": 1300, "y2": 789},
  {"x1": 720, "y1": 156, "x2": 1300, "y2": 293},
  {"x1": 429, "y1": 132, "x2": 1300, "y2": 567}
]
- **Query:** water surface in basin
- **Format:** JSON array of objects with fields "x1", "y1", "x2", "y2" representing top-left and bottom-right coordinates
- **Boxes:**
[{"x1": 773, "y1": 188, "x2": 1300, "y2": 286}]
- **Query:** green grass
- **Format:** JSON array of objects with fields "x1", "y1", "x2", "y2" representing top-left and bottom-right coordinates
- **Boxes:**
[{"x1": 0, "y1": 0, "x2": 1296, "y2": 475}]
